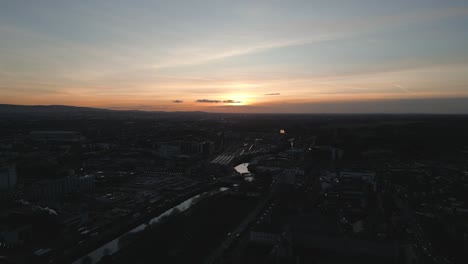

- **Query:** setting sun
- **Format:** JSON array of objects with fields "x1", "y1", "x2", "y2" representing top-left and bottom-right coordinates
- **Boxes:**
[
  {"x1": 1, "y1": 1, "x2": 468, "y2": 114},
  {"x1": 224, "y1": 94, "x2": 251, "y2": 105}
]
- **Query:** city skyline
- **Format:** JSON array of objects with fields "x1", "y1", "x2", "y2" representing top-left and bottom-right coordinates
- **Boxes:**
[{"x1": 1, "y1": 1, "x2": 468, "y2": 113}]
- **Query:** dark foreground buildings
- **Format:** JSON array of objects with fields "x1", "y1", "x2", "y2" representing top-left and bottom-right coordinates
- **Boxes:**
[{"x1": 1, "y1": 106, "x2": 468, "y2": 264}]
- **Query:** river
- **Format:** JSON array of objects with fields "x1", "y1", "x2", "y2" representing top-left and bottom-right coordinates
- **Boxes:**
[
  {"x1": 73, "y1": 187, "x2": 229, "y2": 264},
  {"x1": 234, "y1": 163, "x2": 254, "y2": 182}
]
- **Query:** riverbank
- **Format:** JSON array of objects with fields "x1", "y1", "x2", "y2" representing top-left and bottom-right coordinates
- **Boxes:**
[
  {"x1": 45, "y1": 183, "x2": 222, "y2": 264},
  {"x1": 66, "y1": 161, "x2": 261, "y2": 263},
  {"x1": 109, "y1": 192, "x2": 262, "y2": 264}
]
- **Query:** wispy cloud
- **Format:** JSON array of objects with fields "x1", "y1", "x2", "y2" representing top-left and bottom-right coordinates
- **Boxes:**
[
  {"x1": 196, "y1": 99, "x2": 221, "y2": 103},
  {"x1": 172, "y1": 100, "x2": 183, "y2": 103},
  {"x1": 265, "y1": 93, "x2": 280, "y2": 96},
  {"x1": 152, "y1": 34, "x2": 339, "y2": 70},
  {"x1": 196, "y1": 99, "x2": 242, "y2": 104},
  {"x1": 150, "y1": 8, "x2": 468, "y2": 70},
  {"x1": 393, "y1": 83, "x2": 411, "y2": 93},
  {"x1": 222, "y1": 100, "x2": 242, "y2": 104}
]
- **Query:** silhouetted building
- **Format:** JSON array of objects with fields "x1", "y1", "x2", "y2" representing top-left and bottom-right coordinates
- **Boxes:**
[
  {"x1": 30, "y1": 131, "x2": 83, "y2": 143},
  {"x1": 201, "y1": 141, "x2": 214, "y2": 156},
  {"x1": 26, "y1": 175, "x2": 95, "y2": 201},
  {"x1": 0, "y1": 164, "x2": 16, "y2": 190}
]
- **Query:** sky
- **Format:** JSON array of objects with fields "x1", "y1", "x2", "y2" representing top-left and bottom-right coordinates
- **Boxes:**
[{"x1": 1, "y1": 0, "x2": 468, "y2": 113}]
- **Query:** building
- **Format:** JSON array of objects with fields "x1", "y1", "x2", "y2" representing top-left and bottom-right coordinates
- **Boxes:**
[
  {"x1": 30, "y1": 131, "x2": 83, "y2": 143},
  {"x1": 0, "y1": 223, "x2": 32, "y2": 246},
  {"x1": 158, "y1": 144, "x2": 180, "y2": 158},
  {"x1": 201, "y1": 141, "x2": 214, "y2": 156},
  {"x1": 158, "y1": 140, "x2": 213, "y2": 158},
  {"x1": 339, "y1": 171, "x2": 377, "y2": 191},
  {"x1": 26, "y1": 175, "x2": 95, "y2": 201},
  {"x1": 0, "y1": 164, "x2": 16, "y2": 191}
]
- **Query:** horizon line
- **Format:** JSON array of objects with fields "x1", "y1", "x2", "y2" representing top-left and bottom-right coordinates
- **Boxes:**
[{"x1": 2, "y1": 103, "x2": 468, "y2": 116}]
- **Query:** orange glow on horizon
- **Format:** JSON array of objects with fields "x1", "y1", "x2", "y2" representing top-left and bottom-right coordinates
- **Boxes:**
[{"x1": 2, "y1": 88, "x2": 468, "y2": 113}]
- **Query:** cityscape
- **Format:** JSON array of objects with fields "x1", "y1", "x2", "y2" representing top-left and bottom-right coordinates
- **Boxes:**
[
  {"x1": 1, "y1": 106, "x2": 468, "y2": 263},
  {"x1": 1, "y1": 1, "x2": 468, "y2": 263}
]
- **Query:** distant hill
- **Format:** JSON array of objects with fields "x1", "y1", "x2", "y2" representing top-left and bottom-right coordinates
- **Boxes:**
[
  {"x1": 0, "y1": 104, "x2": 111, "y2": 114},
  {"x1": 0, "y1": 104, "x2": 211, "y2": 119}
]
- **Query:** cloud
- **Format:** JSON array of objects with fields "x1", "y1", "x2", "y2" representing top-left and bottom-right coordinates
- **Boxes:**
[
  {"x1": 393, "y1": 83, "x2": 410, "y2": 93},
  {"x1": 150, "y1": 8, "x2": 468, "y2": 70},
  {"x1": 196, "y1": 99, "x2": 221, "y2": 103},
  {"x1": 195, "y1": 99, "x2": 242, "y2": 104},
  {"x1": 152, "y1": 34, "x2": 339, "y2": 70},
  {"x1": 222, "y1": 100, "x2": 242, "y2": 104},
  {"x1": 172, "y1": 100, "x2": 184, "y2": 103},
  {"x1": 265, "y1": 93, "x2": 280, "y2": 96}
]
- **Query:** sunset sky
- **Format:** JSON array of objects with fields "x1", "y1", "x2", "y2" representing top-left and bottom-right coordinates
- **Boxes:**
[{"x1": 1, "y1": 0, "x2": 468, "y2": 113}]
